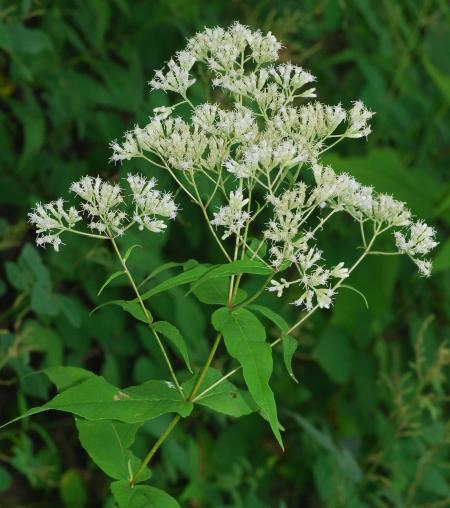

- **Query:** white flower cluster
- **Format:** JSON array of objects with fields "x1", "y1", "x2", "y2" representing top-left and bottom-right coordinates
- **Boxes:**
[
  {"x1": 127, "y1": 174, "x2": 178, "y2": 232},
  {"x1": 70, "y1": 176, "x2": 125, "y2": 235},
  {"x1": 107, "y1": 22, "x2": 437, "y2": 310},
  {"x1": 149, "y1": 51, "x2": 196, "y2": 96},
  {"x1": 394, "y1": 221, "x2": 437, "y2": 276},
  {"x1": 28, "y1": 199, "x2": 81, "y2": 251},
  {"x1": 264, "y1": 161, "x2": 437, "y2": 309},
  {"x1": 110, "y1": 23, "x2": 373, "y2": 177},
  {"x1": 29, "y1": 175, "x2": 177, "y2": 250},
  {"x1": 211, "y1": 189, "x2": 250, "y2": 239}
]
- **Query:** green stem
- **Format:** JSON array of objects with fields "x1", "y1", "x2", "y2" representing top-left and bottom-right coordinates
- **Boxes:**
[
  {"x1": 196, "y1": 228, "x2": 382, "y2": 397},
  {"x1": 109, "y1": 235, "x2": 184, "y2": 398},
  {"x1": 188, "y1": 333, "x2": 223, "y2": 401},
  {"x1": 192, "y1": 184, "x2": 232, "y2": 262},
  {"x1": 235, "y1": 273, "x2": 274, "y2": 310},
  {"x1": 130, "y1": 414, "x2": 181, "y2": 486}
]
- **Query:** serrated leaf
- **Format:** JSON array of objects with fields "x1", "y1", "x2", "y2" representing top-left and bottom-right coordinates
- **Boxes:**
[
  {"x1": 111, "y1": 480, "x2": 180, "y2": 508},
  {"x1": 152, "y1": 321, "x2": 192, "y2": 372},
  {"x1": 184, "y1": 367, "x2": 256, "y2": 418},
  {"x1": 212, "y1": 307, "x2": 283, "y2": 448},
  {"x1": 1, "y1": 375, "x2": 192, "y2": 429},
  {"x1": 97, "y1": 270, "x2": 125, "y2": 296},
  {"x1": 76, "y1": 419, "x2": 150, "y2": 482},
  {"x1": 91, "y1": 299, "x2": 151, "y2": 324}
]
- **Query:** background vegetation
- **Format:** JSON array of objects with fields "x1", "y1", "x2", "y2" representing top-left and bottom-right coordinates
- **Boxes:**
[{"x1": 1, "y1": 0, "x2": 449, "y2": 506}]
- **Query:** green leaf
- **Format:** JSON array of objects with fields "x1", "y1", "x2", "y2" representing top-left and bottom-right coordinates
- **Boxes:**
[
  {"x1": 0, "y1": 465, "x2": 11, "y2": 493},
  {"x1": 44, "y1": 366, "x2": 95, "y2": 392},
  {"x1": 282, "y1": 335, "x2": 299, "y2": 383},
  {"x1": 249, "y1": 304, "x2": 289, "y2": 332},
  {"x1": 97, "y1": 270, "x2": 126, "y2": 296},
  {"x1": 313, "y1": 326, "x2": 354, "y2": 384},
  {"x1": 212, "y1": 308, "x2": 283, "y2": 448},
  {"x1": 76, "y1": 419, "x2": 149, "y2": 481},
  {"x1": 1, "y1": 23, "x2": 53, "y2": 54},
  {"x1": 111, "y1": 480, "x2": 181, "y2": 508},
  {"x1": 2, "y1": 375, "x2": 192, "y2": 428},
  {"x1": 91, "y1": 299, "x2": 151, "y2": 324},
  {"x1": 423, "y1": 56, "x2": 450, "y2": 103},
  {"x1": 60, "y1": 469, "x2": 87, "y2": 508},
  {"x1": 192, "y1": 277, "x2": 247, "y2": 305},
  {"x1": 290, "y1": 412, "x2": 362, "y2": 483},
  {"x1": 123, "y1": 244, "x2": 142, "y2": 263},
  {"x1": 138, "y1": 261, "x2": 185, "y2": 289},
  {"x1": 141, "y1": 260, "x2": 271, "y2": 302},
  {"x1": 248, "y1": 306, "x2": 297, "y2": 381},
  {"x1": 152, "y1": 321, "x2": 192, "y2": 373},
  {"x1": 323, "y1": 149, "x2": 440, "y2": 219},
  {"x1": 141, "y1": 264, "x2": 209, "y2": 301},
  {"x1": 188, "y1": 259, "x2": 272, "y2": 295},
  {"x1": 184, "y1": 368, "x2": 256, "y2": 418},
  {"x1": 339, "y1": 284, "x2": 369, "y2": 308},
  {"x1": 433, "y1": 238, "x2": 450, "y2": 273}
]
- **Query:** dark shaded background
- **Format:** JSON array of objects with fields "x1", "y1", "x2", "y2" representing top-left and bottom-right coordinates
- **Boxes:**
[{"x1": 0, "y1": 1, "x2": 449, "y2": 507}]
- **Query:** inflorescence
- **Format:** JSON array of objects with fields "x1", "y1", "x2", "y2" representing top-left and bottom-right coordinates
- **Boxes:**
[
  {"x1": 30, "y1": 22, "x2": 437, "y2": 310},
  {"x1": 29, "y1": 174, "x2": 178, "y2": 250}
]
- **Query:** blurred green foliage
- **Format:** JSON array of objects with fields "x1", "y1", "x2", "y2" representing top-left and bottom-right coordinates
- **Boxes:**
[{"x1": 0, "y1": 0, "x2": 449, "y2": 506}]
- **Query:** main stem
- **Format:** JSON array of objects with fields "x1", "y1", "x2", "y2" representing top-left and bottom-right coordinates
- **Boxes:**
[
  {"x1": 130, "y1": 414, "x2": 181, "y2": 485},
  {"x1": 129, "y1": 243, "x2": 235, "y2": 486},
  {"x1": 109, "y1": 235, "x2": 183, "y2": 397}
]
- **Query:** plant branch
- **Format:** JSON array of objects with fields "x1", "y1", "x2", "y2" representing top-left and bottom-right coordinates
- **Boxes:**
[
  {"x1": 130, "y1": 414, "x2": 181, "y2": 486},
  {"x1": 109, "y1": 235, "x2": 183, "y2": 398}
]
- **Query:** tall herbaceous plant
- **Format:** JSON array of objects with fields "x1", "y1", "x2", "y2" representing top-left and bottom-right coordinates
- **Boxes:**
[{"x1": 20, "y1": 23, "x2": 437, "y2": 505}]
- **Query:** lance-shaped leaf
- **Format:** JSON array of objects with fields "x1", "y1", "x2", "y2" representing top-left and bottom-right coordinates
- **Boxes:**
[
  {"x1": 282, "y1": 335, "x2": 299, "y2": 383},
  {"x1": 192, "y1": 277, "x2": 247, "y2": 306},
  {"x1": 1, "y1": 375, "x2": 192, "y2": 429},
  {"x1": 188, "y1": 259, "x2": 272, "y2": 295},
  {"x1": 138, "y1": 261, "x2": 187, "y2": 289},
  {"x1": 183, "y1": 367, "x2": 256, "y2": 418},
  {"x1": 97, "y1": 270, "x2": 125, "y2": 296},
  {"x1": 111, "y1": 480, "x2": 180, "y2": 508},
  {"x1": 140, "y1": 259, "x2": 271, "y2": 302},
  {"x1": 250, "y1": 305, "x2": 298, "y2": 382},
  {"x1": 140, "y1": 264, "x2": 209, "y2": 300},
  {"x1": 76, "y1": 419, "x2": 150, "y2": 482},
  {"x1": 152, "y1": 321, "x2": 192, "y2": 372},
  {"x1": 123, "y1": 243, "x2": 142, "y2": 263},
  {"x1": 212, "y1": 307, "x2": 283, "y2": 448},
  {"x1": 91, "y1": 299, "x2": 151, "y2": 324}
]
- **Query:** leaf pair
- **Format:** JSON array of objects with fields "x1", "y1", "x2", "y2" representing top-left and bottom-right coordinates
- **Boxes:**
[
  {"x1": 212, "y1": 307, "x2": 284, "y2": 448},
  {"x1": 1, "y1": 366, "x2": 193, "y2": 430}
]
